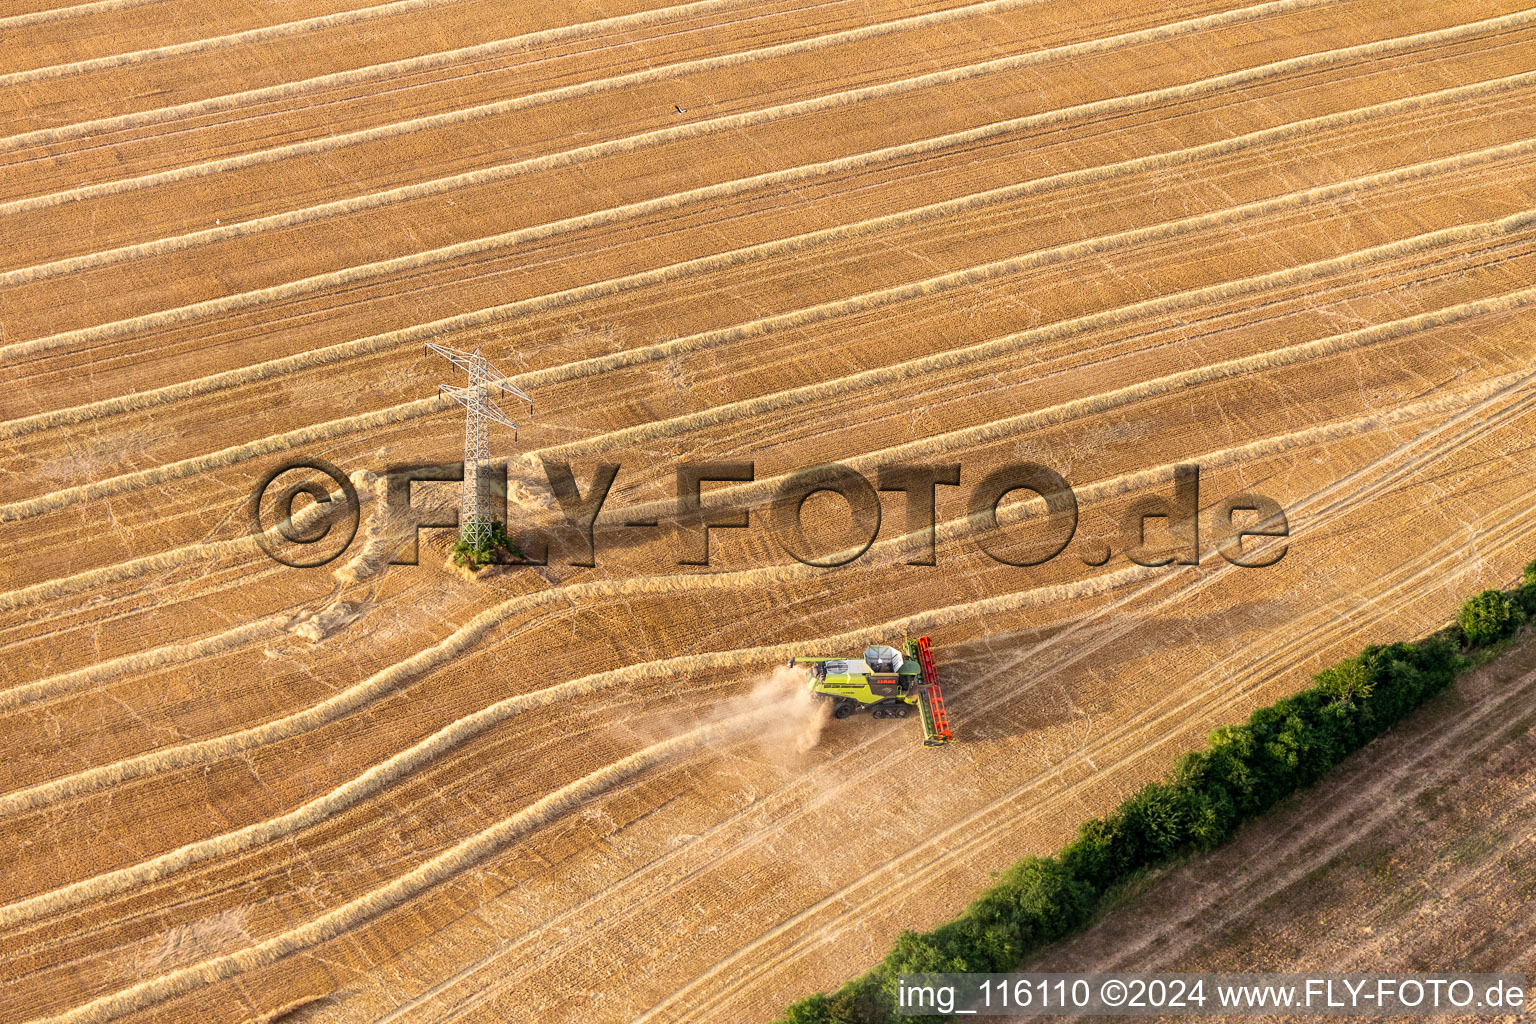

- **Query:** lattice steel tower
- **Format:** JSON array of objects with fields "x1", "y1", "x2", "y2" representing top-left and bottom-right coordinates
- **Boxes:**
[{"x1": 426, "y1": 343, "x2": 530, "y2": 549}]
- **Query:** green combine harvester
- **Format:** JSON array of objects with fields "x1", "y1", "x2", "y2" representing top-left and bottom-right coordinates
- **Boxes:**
[{"x1": 789, "y1": 635, "x2": 953, "y2": 746}]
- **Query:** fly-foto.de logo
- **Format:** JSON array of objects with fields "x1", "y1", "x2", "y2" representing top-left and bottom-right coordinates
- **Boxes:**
[{"x1": 248, "y1": 457, "x2": 1289, "y2": 571}]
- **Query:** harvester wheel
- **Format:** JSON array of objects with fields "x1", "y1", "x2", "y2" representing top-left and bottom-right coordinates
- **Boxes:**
[{"x1": 832, "y1": 701, "x2": 855, "y2": 719}]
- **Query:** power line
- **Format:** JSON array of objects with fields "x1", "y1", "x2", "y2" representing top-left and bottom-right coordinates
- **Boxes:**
[{"x1": 426, "y1": 343, "x2": 530, "y2": 549}]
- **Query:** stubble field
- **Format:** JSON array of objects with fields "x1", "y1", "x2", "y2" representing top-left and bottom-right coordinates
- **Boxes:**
[{"x1": 2, "y1": 0, "x2": 1535, "y2": 1021}]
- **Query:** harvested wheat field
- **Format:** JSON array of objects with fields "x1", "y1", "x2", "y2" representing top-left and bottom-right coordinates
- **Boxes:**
[{"x1": 2, "y1": 0, "x2": 1535, "y2": 1021}]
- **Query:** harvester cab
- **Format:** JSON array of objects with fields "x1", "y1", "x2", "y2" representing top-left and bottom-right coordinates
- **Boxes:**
[{"x1": 789, "y1": 635, "x2": 952, "y2": 746}]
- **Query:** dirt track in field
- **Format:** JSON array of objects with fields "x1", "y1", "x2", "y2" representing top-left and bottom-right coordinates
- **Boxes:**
[
  {"x1": 1018, "y1": 629, "x2": 1536, "y2": 1022},
  {"x1": 3, "y1": 1, "x2": 1536, "y2": 1021}
]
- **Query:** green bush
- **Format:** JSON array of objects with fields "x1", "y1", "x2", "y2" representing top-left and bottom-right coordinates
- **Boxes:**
[
  {"x1": 1057, "y1": 815, "x2": 1131, "y2": 890},
  {"x1": 1515, "y1": 560, "x2": 1536, "y2": 614},
  {"x1": 1313, "y1": 654, "x2": 1373, "y2": 705},
  {"x1": 1457, "y1": 589, "x2": 1523, "y2": 646},
  {"x1": 450, "y1": 520, "x2": 523, "y2": 571},
  {"x1": 780, "y1": 995, "x2": 837, "y2": 1024},
  {"x1": 450, "y1": 537, "x2": 487, "y2": 569},
  {"x1": 774, "y1": 580, "x2": 1484, "y2": 1024}
]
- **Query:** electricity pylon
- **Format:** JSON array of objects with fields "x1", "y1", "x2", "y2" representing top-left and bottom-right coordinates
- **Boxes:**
[{"x1": 426, "y1": 343, "x2": 530, "y2": 549}]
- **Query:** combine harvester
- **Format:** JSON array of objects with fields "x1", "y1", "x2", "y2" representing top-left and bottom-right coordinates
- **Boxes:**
[{"x1": 790, "y1": 635, "x2": 952, "y2": 746}]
